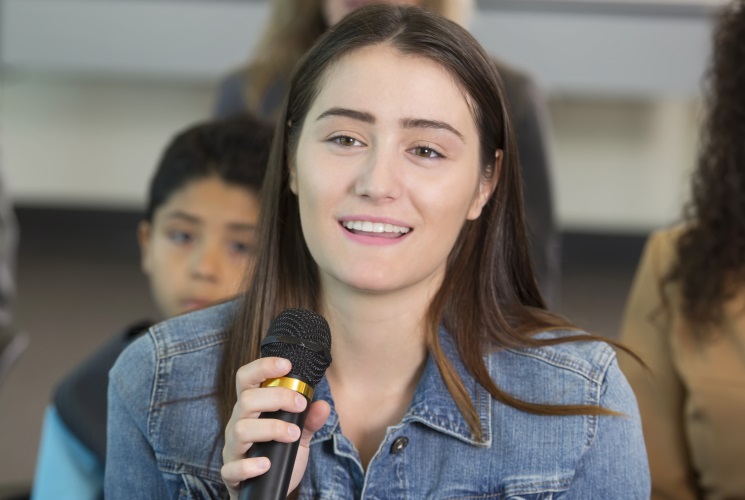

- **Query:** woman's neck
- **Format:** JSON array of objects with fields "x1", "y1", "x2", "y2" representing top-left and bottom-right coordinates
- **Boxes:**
[
  {"x1": 321, "y1": 281, "x2": 434, "y2": 385},
  {"x1": 319, "y1": 279, "x2": 437, "y2": 470}
]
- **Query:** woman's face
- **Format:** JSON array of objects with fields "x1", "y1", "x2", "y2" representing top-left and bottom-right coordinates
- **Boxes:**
[
  {"x1": 322, "y1": 0, "x2": 422, "y2": 27},
  {"x1": 290, "y1": 44, "x2": 495, "y2": 297}
]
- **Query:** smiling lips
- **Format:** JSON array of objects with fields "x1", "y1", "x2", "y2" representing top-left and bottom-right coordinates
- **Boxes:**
[
  {"x1": 341, "y1": 220, "x2": 411, "y2": 239},
  {"x1": 182, "y1": 299, "x2": 211, "y2": 312}
]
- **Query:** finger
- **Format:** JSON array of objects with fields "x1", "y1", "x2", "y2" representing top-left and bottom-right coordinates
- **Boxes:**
[
  {"x1": 234, "y1": 386, "x2": 308, "y2": 419},
  {"x1": 235, "y1": 357, "x2": 292, "y2": 399},
  {"x1": 224, "y1": 390, "x2": 309, "y2": 461},
  {"x1": 298, "y1": 400, "x2": 331, "y2": 448},
  {"x1": 231, "y1": 416, "x2": 303, "y2": 450},
  {"x1": 221, "y1": 457, "x2": 271, "y2": 490}
]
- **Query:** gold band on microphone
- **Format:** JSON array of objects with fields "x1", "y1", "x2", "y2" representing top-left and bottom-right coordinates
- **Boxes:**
[{"x1": 261, "y1": 377, "x2": 314, "y2": 400}]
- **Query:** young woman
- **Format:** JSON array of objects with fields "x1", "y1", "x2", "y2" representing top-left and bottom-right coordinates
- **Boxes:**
[
  {"x1": 215, "y1": 0, "x2": 561, "y2": 305},
  {"x1": 107, "y1": 5, "x2": 648, "y2": 498},
  {"x1": 619, "y1": 1, "x2": 745, "y2": 498}
]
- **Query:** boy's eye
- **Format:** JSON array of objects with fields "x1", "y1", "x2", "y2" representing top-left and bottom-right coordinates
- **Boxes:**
[
  {"x1": 168, "y1": 230, "x2": 194, "y2": 245},
  {"x1": 230, "y1": 241, "x2": 256, "y2": 255}
]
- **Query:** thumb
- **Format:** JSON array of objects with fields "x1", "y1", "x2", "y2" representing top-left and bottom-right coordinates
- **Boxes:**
[{"x1": 299, "y1": 400, "x2": 331, "y2": 448}]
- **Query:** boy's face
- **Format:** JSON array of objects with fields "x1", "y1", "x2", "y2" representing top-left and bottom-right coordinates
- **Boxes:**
[{"x1": 138, "y1": 175, "x2": 261, "y2": 319}]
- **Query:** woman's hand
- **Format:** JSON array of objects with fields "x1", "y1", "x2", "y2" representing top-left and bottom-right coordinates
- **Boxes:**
[{"x1": 221, "y1": 357, "x2": 331, "y2": 499}]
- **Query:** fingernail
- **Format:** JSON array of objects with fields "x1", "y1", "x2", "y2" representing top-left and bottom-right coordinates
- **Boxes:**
[
  {"x1": 288, "y1": 425, "x2": 300, "y2": 439},
  {"x1": 256, "y1": 458, "x2": 270, "y2": 470},
  {"x1": 295, "y1": 394, "x2": 306, "y2": 408},
  {"x1": 276, "y1": 358, "x2": 289, "y2": 370}
]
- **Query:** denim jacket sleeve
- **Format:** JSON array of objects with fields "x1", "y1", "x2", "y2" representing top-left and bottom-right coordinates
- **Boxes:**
[
  {"x1": 105, "y1": 330, "x2": 170, "y2": 499},
  {"x1": 568, "y1": 357, "x2": 650, "y2": 498}
]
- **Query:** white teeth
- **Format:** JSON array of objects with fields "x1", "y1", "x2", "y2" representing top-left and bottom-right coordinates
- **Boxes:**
[{"x1": 342, "y1": 220, "x2": 411, "y2": 234}]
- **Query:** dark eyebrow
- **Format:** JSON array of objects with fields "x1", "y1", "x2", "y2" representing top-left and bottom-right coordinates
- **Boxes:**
[
  {"x1": 164, "y1": 211, "x2": 256, "y2": 232},
  {"x1": 164, "y1": 211, "x2": 200, "y2": 224},
  {"x1": 316, "y1": 107, "x2": 375, "y2": 124},
  {"x1": 316, "y1": 108, "x2": 464, "y2": 142},
  {"x1": 402, "y1": 118, "x2": 464, "y2": 142},
  {"x1": 226, "y1": 223, "x2": 257, "y2": 232}
]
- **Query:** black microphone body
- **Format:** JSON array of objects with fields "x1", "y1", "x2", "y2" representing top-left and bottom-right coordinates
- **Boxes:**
[
  {"x1": 239, "y1": 309, "x2": 332, "y2": 500},
  {"x1": 241, "y1": 408, "x2": 308, "y2": 500}
]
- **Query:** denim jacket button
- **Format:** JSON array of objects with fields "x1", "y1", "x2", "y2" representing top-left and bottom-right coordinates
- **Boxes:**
[{"x1": 390, "y1": 436, "x2": 409, "y2": 454}]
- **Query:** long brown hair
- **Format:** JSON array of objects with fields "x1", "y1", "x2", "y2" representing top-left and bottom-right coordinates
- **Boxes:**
[
  {"x1": 219, "y1": 5, "x2": 615, "y2": 440},
  {"x1": 241, "y1": 0, "x2": 468, "y2": 121},
  {"x1": 665, "y1": 0, "x2": 745, "y2": 333}
]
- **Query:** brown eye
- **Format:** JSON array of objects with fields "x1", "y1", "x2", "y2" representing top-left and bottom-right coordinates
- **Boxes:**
[
  {"x1": 412, "y1": 146, "x2": 441, "y2": 158},
  {"x1": 333, "y1": 136, "x2": 362, "y2": 147}
]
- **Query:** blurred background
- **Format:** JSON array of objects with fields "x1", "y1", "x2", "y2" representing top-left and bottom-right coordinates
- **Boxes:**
[{"x1": 0, "y1": 0, "x2": 724, "y2": 493}]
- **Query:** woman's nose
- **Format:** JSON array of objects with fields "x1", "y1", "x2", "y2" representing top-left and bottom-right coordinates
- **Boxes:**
[{"x1": 353, "y1": 146, "x2": 402, "y2": 202}]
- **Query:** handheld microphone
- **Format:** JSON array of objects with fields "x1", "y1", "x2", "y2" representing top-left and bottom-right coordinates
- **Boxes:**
[{"x1": 239, "y1": 308, "x2": 332, "y2": 500}]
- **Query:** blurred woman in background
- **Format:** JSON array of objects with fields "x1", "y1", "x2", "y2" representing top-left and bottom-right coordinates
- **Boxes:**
[{"x1": 619, "y1": 1, "x2": 745, "y2": 498}]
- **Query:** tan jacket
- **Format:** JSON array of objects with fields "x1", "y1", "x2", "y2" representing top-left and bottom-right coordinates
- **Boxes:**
[{"x1": 619, "y1": 227, "x2": 745, "y2": 500}]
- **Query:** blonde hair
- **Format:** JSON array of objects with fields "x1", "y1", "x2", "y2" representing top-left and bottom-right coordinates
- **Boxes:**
[{"x1": 241, "y1": 0, "x2": 473, "y2": 120}]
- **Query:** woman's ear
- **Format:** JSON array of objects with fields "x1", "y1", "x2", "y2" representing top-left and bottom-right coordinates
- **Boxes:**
[
  {"x1": 137, "y1": 221, "x2": 153, "y2": 276},
  {"x1": 288, "y1": 156, "x2": 298, "y2": 195},
  {"x1": 467, "y1": 149, "x2": 502, "y2": 220}
]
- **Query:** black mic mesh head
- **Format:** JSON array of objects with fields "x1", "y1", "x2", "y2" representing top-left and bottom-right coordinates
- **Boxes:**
[{"x1": 261, "y1": 309, "x2": 332, "y2": 387}]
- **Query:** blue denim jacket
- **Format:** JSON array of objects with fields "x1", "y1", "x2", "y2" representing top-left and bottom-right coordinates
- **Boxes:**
[{"x1": 106, "y1": 301, "x2": 649, "y2": 499}]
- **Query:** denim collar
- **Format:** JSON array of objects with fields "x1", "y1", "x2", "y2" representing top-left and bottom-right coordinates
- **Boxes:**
[{"x1": 311, "y1": 326, "x2": 491, "y2": 448}]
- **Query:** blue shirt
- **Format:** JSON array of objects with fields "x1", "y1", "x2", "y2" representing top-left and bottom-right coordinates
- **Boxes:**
[
  {"x1": 33, "y1": 406, "x2": 104, "y2": 500},
  {"x1": 105, "y1": 301, "x2": 649, "y2": 499}
]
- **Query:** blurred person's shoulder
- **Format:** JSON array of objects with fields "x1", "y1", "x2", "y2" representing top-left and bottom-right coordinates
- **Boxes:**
[
  {"x1": 626, "y1": 224, "x2": 687, "y2": 289},
  {"x1": 214, "y1": 69, "x2": 249, "y2": 119},
  {"x1": 489, "y1": 56, "x2": 544, "y2": 118},
  {"x1": 645, "y1": 224, "x2": 686, "y2": 264},
  {"x1": 491, "y1": 57, "x2": 531, "y2": 88}
]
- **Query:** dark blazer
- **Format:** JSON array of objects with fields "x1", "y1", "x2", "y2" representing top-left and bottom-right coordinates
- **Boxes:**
[{"x1": 54, "y1": 320, "x2": 152, "y2": 461}]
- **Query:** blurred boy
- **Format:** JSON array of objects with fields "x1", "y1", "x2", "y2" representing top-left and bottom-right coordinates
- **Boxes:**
[{"x1": 32, "y1": 114, "x2": 273, "y2": 499}]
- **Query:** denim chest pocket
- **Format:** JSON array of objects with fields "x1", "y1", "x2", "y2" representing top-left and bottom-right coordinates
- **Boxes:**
[
  {"x1": 178, "y1": 473, "x2": 227, "y2": 499},
  {"x1": 441, "y1": 493, "x2": 558, "y2": 500},
  {"x1": 296, "y1": 476, "x2": 572, "y2": 499},
  {"x1": 435, "y1": 475, "x2": 571, "y2": 500},
  {"x1": 298, "y1": 491, "x2": 561, "y2": 500}
]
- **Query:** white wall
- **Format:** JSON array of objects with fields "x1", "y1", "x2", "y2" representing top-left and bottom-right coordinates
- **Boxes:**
[
  {"x1": 0, "y1": 0, "x2": 717, "y2": 231},
  {"x1": 0, "y1": 0, "x2": 268, "y2": 208},
  {"x1": 548, "y1": 96, "x2": 699, "y2": 231},
  {"x1": 0, "y1": 74, "x2": 213, "y2": 208},
  {"x1": 1, "y1": 0, "x2": 268, "y2": 82}
]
